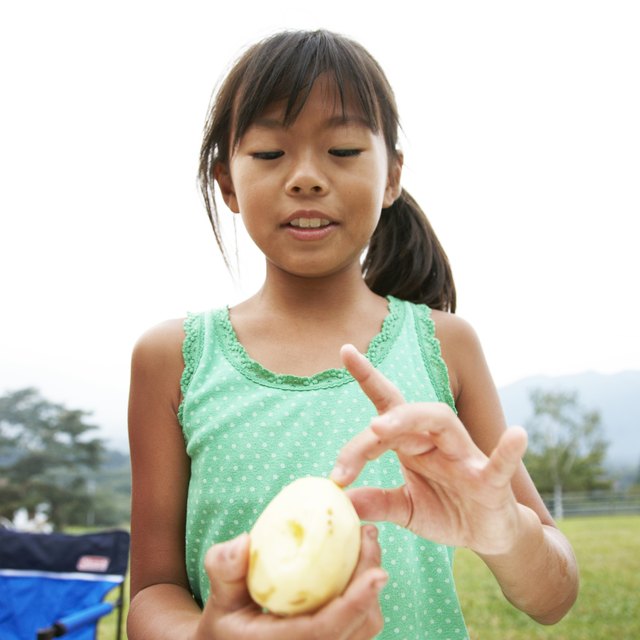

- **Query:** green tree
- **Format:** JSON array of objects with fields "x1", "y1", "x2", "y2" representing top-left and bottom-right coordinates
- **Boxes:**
[
  {"x1": 627, "y1": 458, "x2": 640, "y2": 495},
  {"x1": 0, "y1": 387, "x2": 105, "y2": 529},
  {"x1": 524, "y1": 389, "x2": 610, "y2": 519}
]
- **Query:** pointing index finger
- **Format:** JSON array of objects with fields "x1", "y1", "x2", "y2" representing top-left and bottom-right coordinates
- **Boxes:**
[{"x1": 341, "y1": 344, "x2": 405, "y2": 415}]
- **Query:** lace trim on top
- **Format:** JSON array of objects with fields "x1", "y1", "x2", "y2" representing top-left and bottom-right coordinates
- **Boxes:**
[
  {"x1": 178, "y1": 312, "x2": 204, "y2": 425},
  {"x1": 214, "y1": 295, "x2": 405, "y2": 390},
  {"x1": 413, "y1": 306, "x2": 457, "y2": 413}
]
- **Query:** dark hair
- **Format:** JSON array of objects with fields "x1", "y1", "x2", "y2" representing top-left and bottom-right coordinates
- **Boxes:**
[{"x1": 199, "y1": 29, "x2": 456, "y2": 312}]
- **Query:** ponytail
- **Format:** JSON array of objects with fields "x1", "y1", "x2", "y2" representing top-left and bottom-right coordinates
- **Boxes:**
[{"x1": 363, "y1": 189, "x2": 457, "y2": 312}]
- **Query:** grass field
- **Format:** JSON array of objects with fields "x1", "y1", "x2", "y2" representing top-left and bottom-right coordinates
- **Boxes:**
[
  {"x1": 455, "y1": 515, "x2": 640, "y2": 639},
  {"x1": 98, "y1": 515, "x2": 640, "y2": 639}
]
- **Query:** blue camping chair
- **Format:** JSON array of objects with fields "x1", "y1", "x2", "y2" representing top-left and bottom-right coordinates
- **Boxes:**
[{"x1": 0, "y1": 528, "x2": 129, "y2": 640}]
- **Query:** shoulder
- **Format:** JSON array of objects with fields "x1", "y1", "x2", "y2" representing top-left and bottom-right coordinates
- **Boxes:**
[
  {"x1": 428, "y1": 310, "x2": 485, "y2": 401},
  {"x1": 429, "y1": 309, "x2": 479, "y2": 346},
  {"x1": 132, "y1": 318, "x2": 185, "y2": 362},
  {"x1": 130, "y1": 319, "x2": 186, "y2": 405},
  {"x1": 130, "y1": 318, "x2": 186, "y2": 365}
]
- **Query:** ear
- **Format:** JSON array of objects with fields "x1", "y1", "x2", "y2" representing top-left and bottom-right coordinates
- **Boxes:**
[
  {"x1": 214, "y1": 162, "x2": 240, "y2": 213},
  {"x1": 382, "y1": 151, "x2": 403, "y2": 208}
]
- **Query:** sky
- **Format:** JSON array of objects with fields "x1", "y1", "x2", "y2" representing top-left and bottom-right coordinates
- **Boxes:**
[{"x1": 1, "y1": 1, "x2": 639, "y2": 452}]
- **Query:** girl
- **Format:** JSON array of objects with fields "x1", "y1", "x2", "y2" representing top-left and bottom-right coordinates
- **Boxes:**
[{"x1": 127, "y1": 30, "x2": 578, "y2": 640}]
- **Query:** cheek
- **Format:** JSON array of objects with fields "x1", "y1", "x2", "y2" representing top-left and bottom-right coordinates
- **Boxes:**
[
  {"x1": 349, "y1": 169, "x2": 388, "y2": 211},
  {"x1": 233, "y1": 171, "x2": 270, "y2": 213}
]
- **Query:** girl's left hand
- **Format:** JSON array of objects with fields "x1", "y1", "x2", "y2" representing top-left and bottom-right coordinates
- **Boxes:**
[{"x1": 331, "y1": 344, "x2": 529, "y2": 556}]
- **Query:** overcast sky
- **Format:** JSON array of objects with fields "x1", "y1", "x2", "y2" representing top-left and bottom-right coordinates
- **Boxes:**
[{"x1": 1, "y1": 1, "x2": 639, "y2": 451}]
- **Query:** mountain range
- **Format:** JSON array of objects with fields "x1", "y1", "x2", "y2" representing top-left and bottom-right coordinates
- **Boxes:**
[{"x1": 498, "y1": 370, "x2": 640, "y2": 469}]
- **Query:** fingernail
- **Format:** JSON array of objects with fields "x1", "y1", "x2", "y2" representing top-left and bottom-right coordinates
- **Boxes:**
[
  {"x1": 330, "y1": 465, "x2": 348, "y2": 486},
  {"x1": 372, "y1": 571, "x2": 388, "y2": 592},
  {"x1": 366, "y1": 525, "x2": 379, "y2": 540},
  {"x1": 225, "y1": 533, "x2": 247, "y2": 561}
]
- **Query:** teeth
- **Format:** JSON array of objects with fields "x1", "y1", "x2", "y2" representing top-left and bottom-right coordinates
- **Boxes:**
[{"x1": 290, "y1": 218, "x2": 331, "y2": 228}]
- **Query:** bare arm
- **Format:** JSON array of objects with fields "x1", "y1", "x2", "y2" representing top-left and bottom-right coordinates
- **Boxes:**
[
  {"x1": 436, "y1": 312, "x2": 578, "y2": 623},
  {"x1": 127, "y1": 320, "x2": 389, "y2": 640},
  {"x1": 331, "y1": 315, "x2": 578, "y2": 625},
  {"x1": 127, "y1": 319, "x2": 203, "y2": 639}
]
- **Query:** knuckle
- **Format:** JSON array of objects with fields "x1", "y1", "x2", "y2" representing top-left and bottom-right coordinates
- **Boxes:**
[
  {"x1": 434, "y1": 401, "x2": 453, "y2": 420},
  {"x1": 362, "y1": 528, "x2": 382, "y2": 564},
  {"x1": 366, "y1": 607, "x2": 385, "y2": 635},
  {"x1": 203, "y1": 544, "x2": 219, "y2": 574},
  {"x1": 309, "y1": 618, "x2": 335, "y2": 640},
  {"x1": 365, "y1": 448, "x2": 380, "y2": 461},
  {"x1": 362, "y1": 523, "x2": 378, "y2": 540}
]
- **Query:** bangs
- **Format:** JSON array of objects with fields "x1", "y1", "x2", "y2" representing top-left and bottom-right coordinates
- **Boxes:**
[{"x1": 230, "y1": 31, "x2": 393, "y2": 148}]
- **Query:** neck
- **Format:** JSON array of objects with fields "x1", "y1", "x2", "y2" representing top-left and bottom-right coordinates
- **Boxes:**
[
  {"x1": 235, "y1": 264, "x2": 381, "y2": 322},
  {"x1": 228, "y1": 261, "x2": 391, "y2": 375},
  {"x1": 251, "y1": 261, "x2": 381, "y2": 320}
]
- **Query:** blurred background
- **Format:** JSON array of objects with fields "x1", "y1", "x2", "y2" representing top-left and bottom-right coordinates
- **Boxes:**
[
  {"x1": 1, "y1": 2, "x2": 639, "y2": 638},
  {"x1": 1, "y1": 0, "x2": 638, "y2": 452}
]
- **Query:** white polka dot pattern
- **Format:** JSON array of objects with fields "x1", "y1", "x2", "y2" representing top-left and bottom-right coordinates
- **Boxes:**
[{"x1": 179, "y1": 297, "x2": 469, "y2": 639}]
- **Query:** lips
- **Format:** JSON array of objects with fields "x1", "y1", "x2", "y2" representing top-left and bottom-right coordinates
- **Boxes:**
[{"x1": 283, "y1": 210, "x2": 337, "y2": 240}]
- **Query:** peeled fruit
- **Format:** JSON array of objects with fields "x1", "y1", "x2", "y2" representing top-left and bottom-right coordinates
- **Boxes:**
[{"x1": 247, "y1": 476, "x2": 361, "y2": 616}]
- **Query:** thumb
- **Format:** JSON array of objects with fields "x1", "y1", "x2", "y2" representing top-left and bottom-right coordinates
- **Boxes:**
[
  {"x1": 346, "y1": 486, "x2": 412, "y2": 528},
  {"x1": 485, "y1": 426, "x2": 528, "y2": 489},
  {"x1": 205, "y1": 533, "x2": 253, "y2": 612}
]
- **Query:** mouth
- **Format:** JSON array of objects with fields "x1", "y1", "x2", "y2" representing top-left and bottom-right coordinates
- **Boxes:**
[
  {"x1": 282, "y1": 211, "x2": 337, "y2": 240},
  {"x1": 288, "y1": 218, "x2": 333, "y2": 229}
]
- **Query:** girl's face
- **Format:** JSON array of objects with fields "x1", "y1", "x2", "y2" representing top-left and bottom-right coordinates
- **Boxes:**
[{"x1": 216, "y1": 76, "x2": 402, "y2": 280}]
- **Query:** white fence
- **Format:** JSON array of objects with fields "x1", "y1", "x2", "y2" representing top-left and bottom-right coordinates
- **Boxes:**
[{"x1": 541, "y1": 491, "x2": 640, "y2": 517}]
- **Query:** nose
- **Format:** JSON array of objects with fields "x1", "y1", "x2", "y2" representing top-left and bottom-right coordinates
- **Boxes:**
[{"x1": 285, "y1": 155, "x2": 328, "y2": 196}]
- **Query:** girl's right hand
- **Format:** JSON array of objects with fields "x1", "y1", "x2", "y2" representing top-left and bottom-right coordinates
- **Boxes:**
[{"x1": 195, "y1": 525, "x2": 387, "y2": 640}]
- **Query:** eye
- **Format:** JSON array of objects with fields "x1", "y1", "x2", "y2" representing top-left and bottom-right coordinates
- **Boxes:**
[
  {"x1": 329, "y1": 149, "x2": 362, "y2": 158},
  {"x1": 251, "y1": 151, "x2": 284, "y2": 160}
]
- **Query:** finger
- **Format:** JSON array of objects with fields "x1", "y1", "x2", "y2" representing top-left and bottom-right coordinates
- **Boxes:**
[
  {"x1": 350, "y1": 525, "x2": 382, "y2": 581},
  {"x1": 253, "y1": 527, "x2": 385, "y2": 639},
  {"x1": 371, "y1": 402, "x2": 476, "y2": 459},
  {"x1": 341, "y1": 344, "x2": 405, "y2": 414},
  {"x1": 249, "y1": 563, "x2": 387, "y2": 640},
  {"x1": 347, "y1": 486, "x2": 412, "y2": 528},
  {"x1": 331, "y1": 427, "x2": 390, "y2": 486},
  {"x1": 314, "y1": 564, "x2": 387, "y2": 640},
  {"x1": 484, "y1": 426, "x2": 528, "y2": 489},
  {"x1": 332, "y1": 402, "x2": 472, "y2": 486},
  {"x1": 205, "y1": 533, "x2": 253, "y2": 612}
]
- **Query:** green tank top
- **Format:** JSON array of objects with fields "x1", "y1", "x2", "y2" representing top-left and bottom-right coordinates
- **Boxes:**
[{"x1": 179, "y1": 296, "x2": 469, "y2": 639}]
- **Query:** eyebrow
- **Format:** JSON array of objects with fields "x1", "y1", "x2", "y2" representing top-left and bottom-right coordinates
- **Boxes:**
[{"x1": 251, "y1": 114, "x2": 373, "y2": 130}]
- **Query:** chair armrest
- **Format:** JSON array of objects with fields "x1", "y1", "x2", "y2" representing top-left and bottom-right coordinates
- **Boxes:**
[{"x1": 37, "y1": 602, "x2": 114, "y2": 639}]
